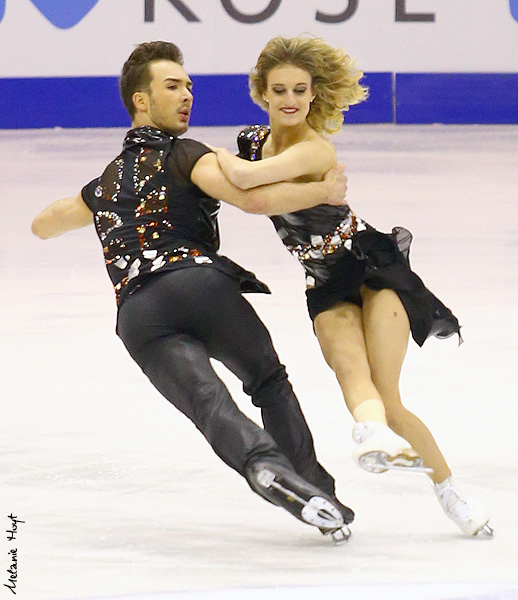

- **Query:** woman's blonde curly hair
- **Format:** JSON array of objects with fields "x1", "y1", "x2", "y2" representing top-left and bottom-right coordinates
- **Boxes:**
[{"x1": 249, "y1": 36, "x2": 368, "y2": 135}]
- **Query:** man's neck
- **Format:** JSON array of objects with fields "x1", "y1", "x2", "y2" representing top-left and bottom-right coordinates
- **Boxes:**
[
  {"x1": 131, "y1": 118, "x2": 184, "y2": 137},
  {"x1": 132, "y1": 115, "x2": 157, "y2": 129}
]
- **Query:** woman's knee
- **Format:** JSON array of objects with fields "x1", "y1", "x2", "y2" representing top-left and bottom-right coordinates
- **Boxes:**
[{"x1": 327, "y1": 341, "x2": 371, "y2": 382}]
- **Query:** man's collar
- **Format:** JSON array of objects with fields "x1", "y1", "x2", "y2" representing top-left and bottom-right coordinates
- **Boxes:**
[{"x1": 123, "y1": 125, "x2": 175, "y2": 150}]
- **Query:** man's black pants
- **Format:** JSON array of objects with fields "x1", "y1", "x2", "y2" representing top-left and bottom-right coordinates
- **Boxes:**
[{"x1": 116, "y1": 267, "x2": 335, "y2": 496}]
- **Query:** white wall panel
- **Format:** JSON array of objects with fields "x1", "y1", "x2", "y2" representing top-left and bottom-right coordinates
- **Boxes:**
[{"x1": 0, "y1": 0, "x2": 517, "y2": 77}]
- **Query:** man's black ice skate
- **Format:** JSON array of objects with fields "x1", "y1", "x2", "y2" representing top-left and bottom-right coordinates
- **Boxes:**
[{"x1": 246, "y1": 460, "x2": 351, "y2": 543}]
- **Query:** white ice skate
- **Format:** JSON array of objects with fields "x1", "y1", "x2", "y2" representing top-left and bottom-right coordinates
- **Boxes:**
[
  {"x1": 352, "y1": 421, "x2": 432, "y2": 474},
  {"x1": 434, "y1": 478, "x2": 494, "y2": 537}
]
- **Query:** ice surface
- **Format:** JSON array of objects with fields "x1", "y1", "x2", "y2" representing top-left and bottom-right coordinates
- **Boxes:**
[{"x1": 1, "y1": 124, "x2": 517, "y2": 600}]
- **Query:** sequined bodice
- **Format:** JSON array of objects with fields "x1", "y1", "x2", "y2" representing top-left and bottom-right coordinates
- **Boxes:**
[{"x1": 237, "y1": 125, "x2": 366, "y2": 286}]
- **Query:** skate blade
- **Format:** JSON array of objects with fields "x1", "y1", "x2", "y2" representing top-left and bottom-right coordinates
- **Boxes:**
[
  {"x1": 475, "y1": 522, "x2": 494, "y2": 538},
  {"x1": 322, "y1": 525, "x2": 352, "y2": 545},
  {"x1": 359, "y1": 451, "x2": 433, "y2": 474}
]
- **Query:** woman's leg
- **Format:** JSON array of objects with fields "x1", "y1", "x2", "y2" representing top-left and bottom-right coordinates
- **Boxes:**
[
  {"x1": 314, "y1": 300, "x2": 418, "y2": 469},
  {"x1": 361, "y1": 287, "x2": 451, "y2": 483},
  {"x1": 362, "y1": 287, "x2": 493, "y2": 535},
  {"x1": 313, "y1": 301, "x2": 386, "y2": 422}
]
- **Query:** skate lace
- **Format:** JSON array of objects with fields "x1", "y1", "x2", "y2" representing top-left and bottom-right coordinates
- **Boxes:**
[
  {"x1": 438, "y1": 485, "x2": 470, "y2": 520},
  {"x1": 352, "y1": 421, "x2": 387, "y2": 444},
  {"x1": 352, "y1": 423, "x2": 370, "y2": 444}
]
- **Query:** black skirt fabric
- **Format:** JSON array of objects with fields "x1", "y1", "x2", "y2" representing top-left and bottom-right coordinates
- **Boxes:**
[{"x1": 305, "y1": 226, "x2": 461, "y2": 347}]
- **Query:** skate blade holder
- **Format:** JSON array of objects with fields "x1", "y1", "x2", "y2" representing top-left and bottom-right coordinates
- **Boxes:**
[
  {"x1": 301, "y1": 496, "x2": 344, "y2": 530},
  {"x1": 359, "y1": 451, "x2": 434, "y2": 474},
  {"x1": 256, "y1": 469, "x2": 276, "y2": 488},
  {"x1": 255, "y1": 469, "x2": 344, "y2": 531}
]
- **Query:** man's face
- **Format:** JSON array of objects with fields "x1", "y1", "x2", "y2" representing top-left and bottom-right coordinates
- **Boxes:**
[{"x1": 140, "y1": 60, "x2": 193, "y2": 135}]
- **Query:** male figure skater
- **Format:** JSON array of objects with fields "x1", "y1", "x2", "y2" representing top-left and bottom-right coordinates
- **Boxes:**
[{"x1": 32, "y1": 41, "x2": 353, "y2": 542}]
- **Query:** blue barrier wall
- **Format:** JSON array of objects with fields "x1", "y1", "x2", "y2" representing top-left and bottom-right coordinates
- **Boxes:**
[
  {"x1": 1, "y1": 72, "x2": 517, "y2": 129},
  {"x1": 395, "y1": 73, "x2": 518, "y2": 124}
]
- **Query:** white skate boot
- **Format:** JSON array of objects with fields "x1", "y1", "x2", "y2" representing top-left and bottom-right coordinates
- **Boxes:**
[
  {"x1": 434, "y1": 478, "x2": 493, "y2": 537},
  {"x1": 352, "y1": 421, "x2": 432, "y2": 474}
]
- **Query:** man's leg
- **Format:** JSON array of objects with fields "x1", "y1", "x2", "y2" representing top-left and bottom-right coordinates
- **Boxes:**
[
  {"x1": 117, "y1": 289, "x2": 281, "y2": 473},
  {"x1": 120, "y1": 329, "x2": 345, "y2": 532},
  {"x1": 146, "y1": 333, "x2": 290, "y2": 472},
  {"x1": 186, "y1": 270, "x2": 339, "y2": 500},
  {"x1": 116, "y1": 269, "x2": 350, "y2": 536}
]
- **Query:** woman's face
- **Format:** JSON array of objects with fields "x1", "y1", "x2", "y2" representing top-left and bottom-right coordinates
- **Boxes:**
[{"x1": 264, "y1": 64, "x2": 314, "y2": 126}]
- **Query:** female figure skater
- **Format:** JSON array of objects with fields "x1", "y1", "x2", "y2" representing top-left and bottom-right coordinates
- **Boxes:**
[{"x1": 210, "y1": 36, "x2": 492, "y2": 537}]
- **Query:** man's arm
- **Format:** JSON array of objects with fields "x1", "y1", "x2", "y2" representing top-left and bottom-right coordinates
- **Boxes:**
[
  {"x1": 31, "y1": 194, "x2": 94, "y2": 239},
  {"x1": 191, "y1": 152, "x2": 347, "y2": 216}
]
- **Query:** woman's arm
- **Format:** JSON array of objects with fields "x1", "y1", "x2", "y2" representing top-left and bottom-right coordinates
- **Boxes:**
[
  {"x1": 191, "y1": 152, "x2": 347, "y2": 216},
  {"x1": 212, "y1": 138, "x2": 336, "y2": 189}
]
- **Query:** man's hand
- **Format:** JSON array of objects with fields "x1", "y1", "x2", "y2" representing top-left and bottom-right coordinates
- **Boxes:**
[{"x1": 323, "y1": 163, "x2": 348, "y2": 206}]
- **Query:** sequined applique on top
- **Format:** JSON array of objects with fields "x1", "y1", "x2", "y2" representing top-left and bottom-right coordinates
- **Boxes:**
[{"x1": 81, "y1": 126, "x2": 219, "y2": 305}]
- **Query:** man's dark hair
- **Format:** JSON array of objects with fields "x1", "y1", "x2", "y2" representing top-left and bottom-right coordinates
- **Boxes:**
[{"x1": 120, "y1": 41, "x2": 184, "y2": 119}]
